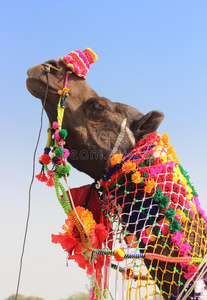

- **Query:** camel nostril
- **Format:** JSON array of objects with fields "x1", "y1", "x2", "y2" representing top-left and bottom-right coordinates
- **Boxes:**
[
  {"x1": 43, "y1": 65, "x2": 51, "y2": 73},
  {"x1": 45, "y1": 59, "x2": 59, "y2": 68}
]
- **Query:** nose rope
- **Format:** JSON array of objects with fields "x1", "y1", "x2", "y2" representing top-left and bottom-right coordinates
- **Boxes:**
[{"x1": 15, "y1": 70, "x2": 50, "y2": 300}]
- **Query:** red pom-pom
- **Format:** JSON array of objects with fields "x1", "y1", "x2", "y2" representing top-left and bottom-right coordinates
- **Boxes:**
[
  {"x1": 41, "y1": 154, "x2": 51, "y2": 165},
  {"x1": 56, "y1": 157, "x2": 63, "y2": 164}
]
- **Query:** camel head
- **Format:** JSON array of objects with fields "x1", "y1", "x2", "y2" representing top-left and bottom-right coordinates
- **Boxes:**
[{"x1": 26, "y1": 49, "x2": 164, "y2": 180}]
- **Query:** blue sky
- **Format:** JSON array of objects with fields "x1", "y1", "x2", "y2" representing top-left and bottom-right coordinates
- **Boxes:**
[{"x1": 0, "y1": 1, "x2": 207, "y2": 300}]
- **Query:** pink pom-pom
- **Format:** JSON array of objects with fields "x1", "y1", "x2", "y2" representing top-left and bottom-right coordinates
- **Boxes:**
[
  {"x1": 161, "y1": 224, "x2": 169, "y2": 236},
  {"x1": 141, "y1": 230, "x2": 148, "y2": 244},
  {"x1": 179, "y1": 261, "x2": 189, "y2": 269},
  {"x1": 194, "y1": 196, "x2": 200, "y2": 206},
  {"x1": 184, "y1": 263, "x2": 198, "y2": 279},
  {"x1": 171, "y1": 231, "x2": 184, "y2": 246},
  {"x1": 189, "y1": 209, "x2": 195, "y2": 218},
  {"x1": 179, "y1": 242, "x2": 192, "y2": 256},
  {"x1": 54, "y1": 131, "x2": 60, "y2": 140},
  {"x1": 157, "y1": 220, "x2": 169, "y2": 236},
  {"x1": 185, "y1": 203, "x2": 190, "y2": 209},
  {"x1": 63, "y1": 148, "x2": 70, "y2": 158},
  {"x1": 52, "y1": 121, "x2": 59, "y2": 129}
]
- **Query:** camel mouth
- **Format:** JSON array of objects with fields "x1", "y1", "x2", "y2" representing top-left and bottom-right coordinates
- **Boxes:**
[{"x1": 26, "y1": 71, "x2": 60, "y2": 99}]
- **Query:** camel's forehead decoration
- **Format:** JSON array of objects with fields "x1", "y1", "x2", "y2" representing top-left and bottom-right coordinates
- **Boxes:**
[{"x1": 58, "y1": 47, "x2": 98, "y2": 79}]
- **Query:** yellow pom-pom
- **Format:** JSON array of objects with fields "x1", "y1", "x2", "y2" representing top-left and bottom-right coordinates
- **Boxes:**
[{"x1": 114, "y1": 248, "x2": 125, "y2": 261}]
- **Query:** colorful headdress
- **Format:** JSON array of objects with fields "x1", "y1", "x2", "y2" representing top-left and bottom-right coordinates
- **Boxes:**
[{"x1": 58, "y1": 48, "x2": 98, "y2": 79}]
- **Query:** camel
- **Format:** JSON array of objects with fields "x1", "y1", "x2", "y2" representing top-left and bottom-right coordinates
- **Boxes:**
[{"x1": 26, "y1": 50, "x2": 207, "y2": 300}]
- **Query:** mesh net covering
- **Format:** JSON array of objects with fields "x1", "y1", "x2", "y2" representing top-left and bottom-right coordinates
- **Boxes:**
[
  {"x1": 52, "y1": 132, "x2": 207, "y2": 300},
  {"x1": 95, "y1": 132, "x2": 207, "y2": 300}
]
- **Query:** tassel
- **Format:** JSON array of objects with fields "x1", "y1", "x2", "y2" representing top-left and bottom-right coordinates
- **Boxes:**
[
  {"x1": 35, "y1": 165, "x2": 48, "y2": 182},
  {"x1": 41, "y1": 173, "x2": 48, "y2": 183},
  {"x1": 46, "y1": 176, "x2": 54, "y2": 187},
  {"x1": 35, "y1": 173, "x2": 43, "y2": 181}
]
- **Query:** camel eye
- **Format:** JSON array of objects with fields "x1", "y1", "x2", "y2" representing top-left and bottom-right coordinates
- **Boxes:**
[{"x1": 85, "y1": 98, "x2": 104, "y2": 112}]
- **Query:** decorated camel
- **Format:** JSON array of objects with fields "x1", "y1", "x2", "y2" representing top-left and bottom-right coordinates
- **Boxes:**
[{"x1": 26, "y1": 48, "x2": 207, "y2": 300}]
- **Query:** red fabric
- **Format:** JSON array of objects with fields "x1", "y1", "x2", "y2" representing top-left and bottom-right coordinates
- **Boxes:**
[{"x1": 61, "y1": 184, "x2": 101, "y2": 223}]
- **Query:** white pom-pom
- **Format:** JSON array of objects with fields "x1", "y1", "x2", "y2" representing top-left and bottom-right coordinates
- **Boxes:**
[
  {"x1": 199, "y1": 290, "x2": 207, "y2": 300},
  {"x1": 195, "y1": 279, "x2": 205, "y2": 294}
]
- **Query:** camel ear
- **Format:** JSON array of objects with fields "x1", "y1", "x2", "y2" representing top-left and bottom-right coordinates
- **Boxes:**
[{"x1": 130, "y1": 110, "x2": 164, "y2": 141}]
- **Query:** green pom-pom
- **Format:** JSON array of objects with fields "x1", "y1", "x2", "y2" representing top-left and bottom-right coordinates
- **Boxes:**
[
  {"x1": 59, "y1": 129, "x2": 67, "y2": 140},
  {"x1": 192, "y1": 190, "x2": 198, "y2": 196},
  {"x1": 169, "y1": 219, "x2": 181, "y2": 233},
  {"x1": 58, "y1": 165, "x2": 71, "y2": 174},
  {"x1": 152, "y1": 226, "x2": 161, "y2": 236},
  {"x1": 58, "y1": 165, "x2": 71, "y2": 178},
  {"x1": 142, "y1": 172, "x2": 148, "y2": 178},
  {"x1": 165, "y1": 207, "x2": 175, "y2": 221},
  {"x1": 158, "y1": 195, "x2": 169, "y2": 210},
  {"x1": 144, "y1": 159, "x2": 150, "y2": 166},
  {"x1": 179, "y1": 164, "x2": 188, "y2": 177},
  {"x1": 153, "y1": 187, "x2": 163, "y2": 202},
  {"x1": 183, "y1": 208, "x2": 191, "y2": 220},
  {"x1": 179, "y1": 164, "x2": 197, "y2": 196},
  {"x1": 139, "y1": 162, "x2": 145, "y2": 167},
  {"x1": 55, "y1": 147, "x2": 64, "y2": 157}
]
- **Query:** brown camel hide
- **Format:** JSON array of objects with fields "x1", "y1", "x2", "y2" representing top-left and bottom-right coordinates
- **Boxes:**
[{"x1": 26, "y1": 59, "x2": 164, "y2": 180}]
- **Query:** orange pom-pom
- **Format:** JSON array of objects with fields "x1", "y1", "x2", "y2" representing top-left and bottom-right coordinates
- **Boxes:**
[
  {"x1": 122, "y1": 161, "x2": 136, "y2": 174},
  {"x1": 131, "y1": 171, "x2": 143, "y2": 184},
  {"x1": 110, "y1": 153, "x2": 123, "y2": 166},
  {"x1": 144, "y1": 178, "x2": 156, "y2": 193},
  {"x1": 161, "y1": 133, "x2": 169, "y2": 144},
  {"x1": 114, "y1": 248, "x2": 125, "y2": 261}
]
